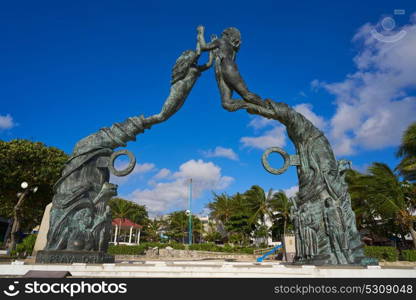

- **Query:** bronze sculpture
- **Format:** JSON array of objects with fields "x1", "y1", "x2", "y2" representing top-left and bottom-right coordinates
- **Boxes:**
[
  {"x1": 198, "y1": 25, "x2": 376, "y2": 265},
  {"x1": 36, "y1": 37, "x2": 213, "y2": 264},
  {"x1": 38, "y1": 25, "x2": 376, "y2": 265}
]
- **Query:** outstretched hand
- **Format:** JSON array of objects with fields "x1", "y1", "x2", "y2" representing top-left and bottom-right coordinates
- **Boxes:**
[{"x1": 197, "y1": 25, "x2": 205, "y2": 34}]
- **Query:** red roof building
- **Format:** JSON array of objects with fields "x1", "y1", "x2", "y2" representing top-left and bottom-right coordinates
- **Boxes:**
[
  {"x1": 111, "y1": 218, "x2": 142, "y2": 245},
  {"x1": 112, "y1": 218, "x2": 143, "y2": 229}
]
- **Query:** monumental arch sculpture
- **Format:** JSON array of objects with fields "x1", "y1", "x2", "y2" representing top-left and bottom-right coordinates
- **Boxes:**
[{"x1": 38, "y1": 25, "x2": 376, "y2": 265}]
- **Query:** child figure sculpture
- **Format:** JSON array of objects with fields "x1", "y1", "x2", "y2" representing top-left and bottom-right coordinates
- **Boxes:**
[{"x1": 196, "y1": 26, "x2": 264, "y2": 109}]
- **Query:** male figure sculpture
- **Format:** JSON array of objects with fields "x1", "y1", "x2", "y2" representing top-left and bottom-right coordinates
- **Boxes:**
[
  {"x1": 197, "y1": 26, "x2": 264, "y2": 106},
  {"x1": 197, "y1": 25, "x2": 376, "y2": 265}
]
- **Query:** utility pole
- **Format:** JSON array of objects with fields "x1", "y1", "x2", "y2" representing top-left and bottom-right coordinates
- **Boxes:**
[
  {"x1": 8, "y1": 182, "x2": 38, "y2": 252},
  {"x1": 188, "y1": 178, "x2": 192, "y2": 245}
]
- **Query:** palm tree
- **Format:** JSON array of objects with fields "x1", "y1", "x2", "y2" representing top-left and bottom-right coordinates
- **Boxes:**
[
  {"x1": 360, "y1": 163, "x2": 416, "y2": 249},
  {"x1": 146, "y1": 219, "x2": 162, "y2": 242},
  {"x1": 167, "y1": 211, "x2": 188, "y2": 243},
  {"x1": 244, "y1": 185, "x2": 274, "y2": 226},
  {"x1": 346, "y1": 169, "x2": 380, "y2": 232},
  {"x1": 207, "y1": 193, "x2": 235, "y2": 240},
  {"x1": 244, "y1": 185, "x2": 280, "y2": 249},
  {"x1": 269, "y1": 190, "x2": 292, "y2": 261},
  {"x1": 108, "y1": 198, "x2": 137, "y2": 243},
  {"x1": 204, "y1": 221, "x2": 222, "y2": 243},
  {"x1": 109, "y1": 198, "x2": 136, "y2": 222},
  {"x1": 396, "y1": 122, "x2": 416, "y2": 182}
]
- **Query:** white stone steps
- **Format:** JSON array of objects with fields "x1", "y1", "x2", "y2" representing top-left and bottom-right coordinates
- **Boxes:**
[{"x1": 0, "y1": 261, "x2": 415, "y2": 278}]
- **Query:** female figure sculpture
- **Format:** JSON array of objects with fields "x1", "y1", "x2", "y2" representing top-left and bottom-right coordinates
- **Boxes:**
[{"x1": 37, "y1": 37, "x2": 214, "y2": 263}]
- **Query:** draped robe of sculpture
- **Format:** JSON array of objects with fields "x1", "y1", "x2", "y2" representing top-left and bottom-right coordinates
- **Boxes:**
[{"x1": 221, "y1": 98, "x2": 373, "y2": 264}]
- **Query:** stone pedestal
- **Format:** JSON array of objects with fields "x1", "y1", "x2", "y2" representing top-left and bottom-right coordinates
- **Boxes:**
[
  {"x1": 32, "y1": 203, "x2": 52, "y2": 256},
  {"x1": 35, "y1": 250, "x2": 114, "y2": 264}
]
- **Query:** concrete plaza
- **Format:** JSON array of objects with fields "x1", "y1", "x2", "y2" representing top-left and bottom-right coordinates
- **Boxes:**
[{"x1": 0, "y1": 260, "x2": 415, "y2": 278}]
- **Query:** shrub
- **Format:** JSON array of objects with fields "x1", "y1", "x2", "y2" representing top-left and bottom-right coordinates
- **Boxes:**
[
  {"x1": 188, "y1": 243, "x2": 254, "y2": 254},
  {"x1": 364, "y1": 246, "x2": 398, "y2": 262},
  {"x1": 167, "y1": 242, "x2": 185, "y2": 250},
  {"x1": 238, "y1": 247, "x2": 254, "y2": 254},
  {"x1": 107, "y1": 242, "x2": 186, "y2": 255},
  {"x1": 12, "y1": 234, "x2": 37, "y2": 258},
  {"x1": 107, "y1": 242, "x2": 254, "y2": 255},
  {"x1": 107, "y1": 245, "x2": 146, "y2": 255},
  {"x1": 401, "y1": 250, "x2": 416, "y2": 262},
  {"x1": 189, "y1": 243, "x2": 220, "y2": 252}
]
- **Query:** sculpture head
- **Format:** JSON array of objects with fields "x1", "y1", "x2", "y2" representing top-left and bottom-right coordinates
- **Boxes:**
[
  {"x1": 171, "y1": 50, "x2": 198, "y2": 84},
  {"x1": 222, "y1": 27, "x2": 241, "y2": 50},
  {"x1": 324, "y1": 197, "x2": 335, "y2": 208},
  {"x1": 101, "y1": 182, "x2": 117, "y2": 199}
]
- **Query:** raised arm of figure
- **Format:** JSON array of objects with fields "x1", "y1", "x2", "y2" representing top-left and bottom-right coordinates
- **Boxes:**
[
  {"x1": 197, "y1": 25, "x2": 220, "y2": 53},
  {"x1": 197, "y1": 50, "x2": 214, "y2": 71}
]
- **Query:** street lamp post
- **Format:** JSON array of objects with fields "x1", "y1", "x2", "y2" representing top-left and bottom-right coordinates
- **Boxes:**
[{"x1": 8, "y1": 182, "x2": 38, "y2": 252}]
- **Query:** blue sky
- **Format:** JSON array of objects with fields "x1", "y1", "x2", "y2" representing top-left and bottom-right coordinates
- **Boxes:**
[{"x1": 1, "y1": 1, "x2": 415, "y2": 216}]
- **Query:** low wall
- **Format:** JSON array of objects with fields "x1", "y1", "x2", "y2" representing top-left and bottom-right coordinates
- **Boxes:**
[
  {"x1": 115, "y1": 249, "x2": 256, "y2": 261},
  {"x1": 2, "y1": 261, "x2": 415, "y2": 278}
]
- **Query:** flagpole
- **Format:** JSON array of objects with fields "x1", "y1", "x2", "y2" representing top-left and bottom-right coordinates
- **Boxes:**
[{"x1": 188, "y1": 178, "x2": 192, "y2": 245}]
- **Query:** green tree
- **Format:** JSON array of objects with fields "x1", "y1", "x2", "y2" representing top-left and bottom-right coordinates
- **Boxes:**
[
  {"x1": 396, "y1": 122, "x2": 416, "y2": 182},
  {"x1": 244, "y1": 185, "x2": 274, "y2": 226},
  {"x1": 226, "y1": 193, "x2": 254, "y2": 245},
  {"x1": 349, "y1": 163, "x2": 416, "y2": 249},
  {"x1": 203, "y1": 219, "x2": 223, "y2": 243},
  {"x1": 224, "y1": 211, "x2": 252, "y2": 245},
  {"x1": 346, "y1": 169, "x2": 381, "y2": 235},
  {"x1": 244, "y1": 186, "x2": 277, "y2": 246},
  {"x1": 269, "y1": 190, "x2": 292, "y2": 260},
  {"x1": 108, "y1": 197, "x2": 149, "y2": 226},
  {"x1": 165, "y1": 211, "x2": 202, "y2": 244},
  {"x1": 0, "y1": 139, "x2": 68, "y2": 240},
  {"x1": 207, "y1": 193, "x2": 234, "y2": 224},
  {"x1": 207, "y1": 192, "x2": 235, "y2": 241},
  {"x1": 145, "y1": 219, "x2": 162, "y2": 242},
  {"x1": 253, "y1": 224, "x2": 269, "y2": 246}
]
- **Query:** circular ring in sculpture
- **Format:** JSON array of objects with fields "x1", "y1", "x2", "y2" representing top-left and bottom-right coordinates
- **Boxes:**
[
  {"x1": 108, "y1": 149, "x2": 136, "y2": 177},
  {"x1": 261, "y1": 147, "x2": 290, "y2": 175}
]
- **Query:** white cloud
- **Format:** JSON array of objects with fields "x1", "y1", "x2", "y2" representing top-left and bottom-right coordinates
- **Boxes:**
[
  {"x1": 133, "y1": 163, "x2": 155, "y2": 174},
  {"x1": 197, "y1": 207, "x2": 211, "y2": 218},
  {"x1": 299, "y1": 91, "x2": 307, "y2": 98},
  {"x1": 0, "y1": 114, "x2": 15, "y2": 130},
  {"x1": 110, "y1": 162, "x2": 155, "y2": 185},
  {"x1": 202, "y1": 146, "x2": 239, "y2": 161},
  {"x1": 310, "y1": 79, "x2": 322, "y2": 91},
  {"x1": 293, "y1": 103, "x2": 326, "y2": 130},
  {"x1": 241, "y1": 125, "x2": 286, "y2": 150},
  {"x1": 153, "y1": 168, "x2": 171, "y2": 179},
  {"x1": 241, "y1": 105, "x2": 325, "y2": 151},
  {"x1": 314, "y1": 16, "x2": 416, "y2": 155},
  {"x1": 283, "y1": 185, "x2": 299, "y2": 198},
  {"x1": 126, "y1": 159, "x2": 234, "y2": 216},
  {"x1": 247, "y1": 116, "x2": 275, "y2": 130},
  {"x1": 351, "y1": 163, "x2": 370, "y2": 174}
]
